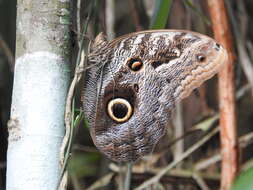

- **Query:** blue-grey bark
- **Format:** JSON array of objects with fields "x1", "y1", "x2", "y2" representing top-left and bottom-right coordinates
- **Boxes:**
[{"x1": 7, "y1": 1, "x2": 71, "y2": 189}]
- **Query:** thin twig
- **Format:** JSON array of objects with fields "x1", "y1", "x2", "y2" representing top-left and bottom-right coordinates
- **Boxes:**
[
  {"x1": 160, "y1": 113, "x2": 219, "y2": 155},
  {"x1": 86, "y1": 173, "x2": 114, "y2": 190},
  {"x1": 124, "y1": 163, "x2": 133, "y2": 190},
  {"x1": 239, "y1": 131, "x2": 253, "y2": 148},
  {"x1": 131, "y1": 173, "x2": 219, "y2": 188},
  {"x1": 207, "y1": 1, "x2": 239, "y2": 189},
  {"x1": 192, "y1": 172, "x2": 210, "y2": 190},
  {"x1": 158, "y1": 82, "x2": 249, "y2": 168},
  {"x1": 77, "y1": 0, "x2": 81, "y2": 48},
  {"x1": 105, "y1": 0, "x2": 115, "y2": 40},
  {"x1": 60, "y1": 103, "x2": 84, "y2": 188},
  {"x1": 236, "y1": 84, "x2": 251, "y2": 100},
  {"x1": 195, "y1": 154, "x2": 221, "y2": 171},
  {"x1": 58, "y1": 2, "x2": 95, "y2": 189},
  {"x1": 58, "y1": 172, "x2": 68, "y2": 190},
  {"x1": 134, "y1": 127, "x2": 219, "y2": 190},
  {"x1": 241, "y1": 159, "x2": 253, "y2": 172},
  {"x1": 60, "y1": 3, "x2": 93, "y2": 166},
  {"x1": 70, "y1": 172, "x2": 82, "y2": 190},
  {"x1": 160, "y1": 83, "x2": 249, "y2": 167},
  {"x1": 58, "y1": 50, "x2": 86, "y2": 190},
  {"x1": 246, "y1": 41, "x2": 253, "y2": 63},
  {"x1": 0, "y1": 33, "x2": 15, "y2": 71},
  {"x1": 110, "y1": 163, "x2": 220, "y2": 181},
  {"x1": 194, "y1": 131, "x2": 253, "y2": 171},
  {"x1": 172, "y1": 102, "x2": 184, "y2": 168}
]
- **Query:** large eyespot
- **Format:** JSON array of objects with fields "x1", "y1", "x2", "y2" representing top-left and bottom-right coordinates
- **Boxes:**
[
  {"x1": 127, "y1": 58, "x2": 143, "y2": 71},
  {"x1": 107, "y1": 98, "x2": 133, "y2": 123},
  {"x1": 196, "y1": 54, "x2": 206, "y2": 62}
]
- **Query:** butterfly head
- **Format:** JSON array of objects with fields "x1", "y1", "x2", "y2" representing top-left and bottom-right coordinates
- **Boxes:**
[{"x1": 169, "y1": 35, "x2": 227, "y2": 101}]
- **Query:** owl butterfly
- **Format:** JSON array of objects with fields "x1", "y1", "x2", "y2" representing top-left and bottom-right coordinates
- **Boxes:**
[{"x1": 82, "y1": 30, "x2": 228, "y2": 162}]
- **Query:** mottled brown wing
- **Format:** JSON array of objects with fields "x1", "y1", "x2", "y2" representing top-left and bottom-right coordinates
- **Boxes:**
[{"x1": 82, "y1": 30, "x2": 227, "y2": 162}]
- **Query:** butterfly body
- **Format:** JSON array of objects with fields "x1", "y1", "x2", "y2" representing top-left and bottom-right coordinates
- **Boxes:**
[{"x1": 82, "y1": 30, "x2": 228, "y2": 162}]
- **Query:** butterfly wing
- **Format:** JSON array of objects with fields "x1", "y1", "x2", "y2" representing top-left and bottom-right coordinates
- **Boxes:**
[{"x1": 82, "y1": 30, "x2": 227, "y2": 162}]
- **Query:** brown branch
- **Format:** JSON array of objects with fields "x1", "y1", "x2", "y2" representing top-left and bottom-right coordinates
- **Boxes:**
[{"x1": 207, "y1": 1, "x2": 239, "y2": 190}]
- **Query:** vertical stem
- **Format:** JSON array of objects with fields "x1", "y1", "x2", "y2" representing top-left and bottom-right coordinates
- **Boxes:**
[
  {"x1": 124, "y1": 163, "x2": 133, "y2": 190},
  {"x1": 173, "y1": 103, "x2": 184, "y2": 168},
  {"x1": 207, "y1": 1, "x2": 239, "y2": 189},
  {"x1": 76, "y1": 0, "x2": 81, "y2": 48},
  {"x1": 105, "y1": 0, "x2": 115, "y2": 40}
]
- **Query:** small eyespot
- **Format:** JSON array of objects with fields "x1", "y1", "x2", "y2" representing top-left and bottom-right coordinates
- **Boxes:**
[
  {"x1": 133, "y1": 84, "x2": 139, "y2": 93},
  {"x1": 172, "y1": 48, "x2": 181, "y2": 57},
  {"x1": 196, "y1": 54, "x2": 206, "y2": 62},
  {"x1": 107, "y1": 98, "x2": 133, "y2": 123},
  {"x1": 128, "y1": 58, "x2": 143, "y2": 71},
  {"x1": 215, "y1": 43, "x2": 221, "y2": 51}
]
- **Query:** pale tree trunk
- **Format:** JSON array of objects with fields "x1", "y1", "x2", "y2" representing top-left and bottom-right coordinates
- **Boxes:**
[{"x1": 6, "y1": 1, "x2": 71, "y2": 189}]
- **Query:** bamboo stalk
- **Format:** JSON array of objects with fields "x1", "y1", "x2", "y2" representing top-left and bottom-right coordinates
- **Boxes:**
[
  {"x1": 7, "y1": 1, "x2": 72, "y2": 189},
  {"x1": 207, "y1": 1, "x2": 239, "y2": 189}
]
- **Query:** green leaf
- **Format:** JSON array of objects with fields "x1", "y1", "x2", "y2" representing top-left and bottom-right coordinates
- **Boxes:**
[
  {"x1": 73, "y1": 111, "x2": 84, "y2": 128},
  {"x1": 68, "y1": 152, "x2": 100, "y2": 178},
  {"x1": 231, "y1": 167, "x2": 253, "y2": 190},
  {"x1": 150, "y1": 0, "x2": 172, "y2": 29}
]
